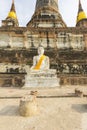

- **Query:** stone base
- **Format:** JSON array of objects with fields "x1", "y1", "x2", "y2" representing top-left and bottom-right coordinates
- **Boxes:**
[{"x1": 23, "y1": 69, "x2": 60, "y2": 88}]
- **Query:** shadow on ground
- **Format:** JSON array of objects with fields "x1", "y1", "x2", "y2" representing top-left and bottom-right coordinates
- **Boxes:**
[
  {"x1": 72, "y1": 104, "x2": 87, "y2": 113},
  {"x1": 0, "y1": 105, "x2": 19, "y2": 116}
]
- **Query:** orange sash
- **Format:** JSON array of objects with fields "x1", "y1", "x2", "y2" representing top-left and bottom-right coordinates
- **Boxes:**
[{"x1": 34, "y1": 55, "x2": 46, "y2": 70}]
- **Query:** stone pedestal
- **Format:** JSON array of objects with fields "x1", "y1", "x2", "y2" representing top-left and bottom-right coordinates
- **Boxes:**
[{"x1": 23, "y1": 69, "x2": 60, "y2": 88}]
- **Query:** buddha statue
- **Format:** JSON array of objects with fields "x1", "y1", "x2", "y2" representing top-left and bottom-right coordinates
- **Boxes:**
[
  {"x1": 31, "y1": 46, "x2": 49, "y2": 70},
  {"x1": 23, "y1": 46, "x2": 60, "y2": 88}
]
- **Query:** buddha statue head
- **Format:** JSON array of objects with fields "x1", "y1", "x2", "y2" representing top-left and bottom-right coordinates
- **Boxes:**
[{"x1": 38, "y1": 46, "x2": 44, "y2": 55}]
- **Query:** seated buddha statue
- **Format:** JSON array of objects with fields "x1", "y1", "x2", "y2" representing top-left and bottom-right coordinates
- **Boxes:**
[{"x1": 31, "y1": 46, "x2": 49, "y2": 70}]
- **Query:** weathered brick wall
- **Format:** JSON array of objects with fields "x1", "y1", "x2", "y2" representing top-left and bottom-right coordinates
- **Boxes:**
[{"x1": 0, "y1": 73, "x2": 25, "y2": 87}]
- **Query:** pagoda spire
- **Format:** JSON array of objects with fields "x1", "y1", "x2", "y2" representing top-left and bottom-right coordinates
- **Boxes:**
[
  {"x1": 78, "y1": 0, "x2": 83, "y2": 12},
  {"x1": 76, "y1": 0, "x2": 87, "y2": 27},
  {"x1": 35, "y1": 0, "x2": 59, "y2": 13},
  {"x1": 27, "y1": 0, "x2": 66, "y2": 27},
  {"x1": 10, "y1": 0, "x2": 16, "y2": 12},
  {"x1": 7, "y1": 0, "x2": 17, "y2": 20},
  {"x1": 2, "y1": 0, "x2": 19, "y2": 27}
]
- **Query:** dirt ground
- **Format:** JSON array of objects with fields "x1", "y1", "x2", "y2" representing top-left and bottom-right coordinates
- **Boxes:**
[{"x1": 0, "y1": 86, "x2": 87, "y2": 130}]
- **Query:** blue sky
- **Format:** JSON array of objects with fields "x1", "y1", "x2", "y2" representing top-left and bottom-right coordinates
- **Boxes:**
[{"x1": 0, "y1": 0, "x2": 87, "y2": 27}]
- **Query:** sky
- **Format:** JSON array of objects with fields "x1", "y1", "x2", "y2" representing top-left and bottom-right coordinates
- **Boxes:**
[{"x1": 0, "y1": 0, "x2": 87, "y2": 27}]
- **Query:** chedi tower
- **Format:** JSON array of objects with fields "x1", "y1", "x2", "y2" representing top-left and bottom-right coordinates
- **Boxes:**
[
  {"x1": 2, "y1": 0, "x2": 19, "y2": 27},
  {"x1": 76, "y1": 0, "x2": 87, "y2": 27},
  {"x1": 27, "y1": 0, "x2": 66, "y2": 27}
]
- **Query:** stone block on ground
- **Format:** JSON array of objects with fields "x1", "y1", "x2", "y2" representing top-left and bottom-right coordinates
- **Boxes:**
[{"x1": 19, "y1": 94, "x2": 38, "y2": 117}]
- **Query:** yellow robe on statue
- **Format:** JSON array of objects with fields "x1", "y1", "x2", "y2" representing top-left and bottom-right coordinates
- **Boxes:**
[{"x1": 33, "y1": 55, "x2": 46, "y2": 70}]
